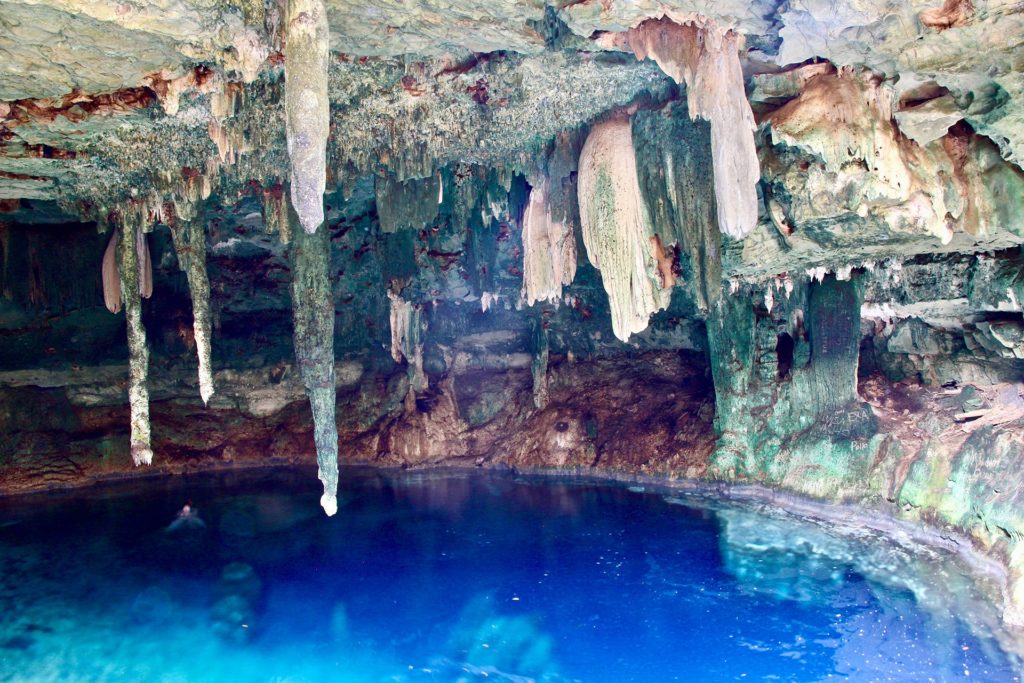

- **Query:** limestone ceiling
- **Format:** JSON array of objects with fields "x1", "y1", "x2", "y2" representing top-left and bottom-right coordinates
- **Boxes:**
[{"x1": 0, "y1": 0, "x2": 1021, "y2": 237}]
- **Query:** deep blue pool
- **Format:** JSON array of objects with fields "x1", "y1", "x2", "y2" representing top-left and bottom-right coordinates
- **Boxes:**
[{"x1": 0, "y1": 468, "x2": 1020, "y2": 682}]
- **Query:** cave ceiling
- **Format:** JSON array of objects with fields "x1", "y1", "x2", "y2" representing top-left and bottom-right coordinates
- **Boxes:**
[{"x1": 0, "y1": 0, "x2": 1022, "y2": 278}]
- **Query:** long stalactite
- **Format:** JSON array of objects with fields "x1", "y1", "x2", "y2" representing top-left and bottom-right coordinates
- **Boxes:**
[
  {"x1": 169, "y1": 217, "x2": 215, "y2": 405},
  {"x1": 288, "y1": 199, "x2": 339, "y2": 515},
  {"x1": 115, "y1": 214, "x2": 153, "y2": 466},
  {"x1": 577, "y1": 115, "x2": 670, "y2": 341},
  {"x1": 285, "y1": 0, "x2": 330, "y2": 234}
]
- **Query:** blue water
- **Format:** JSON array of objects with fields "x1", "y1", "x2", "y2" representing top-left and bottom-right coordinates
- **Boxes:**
[{"x1": 0, "y1": 468, "x2": 1020, "y2": 682}]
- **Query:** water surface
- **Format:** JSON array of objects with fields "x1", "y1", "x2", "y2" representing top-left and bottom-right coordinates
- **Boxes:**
[{"x1": 0, "y1": 468, "x2": 1019, "y2": 681}]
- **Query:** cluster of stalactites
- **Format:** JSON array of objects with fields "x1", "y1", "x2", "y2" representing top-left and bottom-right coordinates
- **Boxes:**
[
  {"x1": 261, "y1": 183, "x2": 293, "y2": 244},
  {"x1": 763, "y1": 67, "x2": 991, "y2": 244},
  {"x1": 577, "y1": 116, "x2": 671, "y2": 342},
  {"x1": 599, "y1": 18, "x2": 760, "y2": 240},
  {"x1": 169, "y1": 218, "x2": 215, "y2": 405},
  {"x1": 521, "y1": 174, "x2": 577, "y2": 307},
  {"x1": 388, "y1": 291, "x2": 427, "y2": 394},
  {"x1": 285, "y1": 0, "x2": 330, "y2": 234}
]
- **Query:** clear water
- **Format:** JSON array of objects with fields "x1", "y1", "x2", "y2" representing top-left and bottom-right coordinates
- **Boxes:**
[{"x1": 0, "y1": 468, "x2": 1020, "y2": 682}]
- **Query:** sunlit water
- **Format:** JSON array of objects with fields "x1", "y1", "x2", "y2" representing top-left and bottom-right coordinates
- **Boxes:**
[{"x1": 0, "y1": 468, "x2": 1020, "y2": 682}]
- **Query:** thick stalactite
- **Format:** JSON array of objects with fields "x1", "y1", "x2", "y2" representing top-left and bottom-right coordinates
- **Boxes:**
[
  {"x1": 287, "y1": 202, "x2": 338, "y2": 515},
  {"x1": 599, "y1": 18, "x2": 760, "y2": 240},
  {"x1": 577, "y1": 115, "x2": 670, "y2": 341},
  {"x1": 521, "y1": 175, "x2": 577, "y2": 307},
  {"x1": 284, "y1": 0, "x2": 330, "y2": 234},
  {"x1": 169, "y1": 218, "x2": 215, "y2": 405},
  {"x1": 114, "y1": 216, "x2": 153, "y2": 466}
]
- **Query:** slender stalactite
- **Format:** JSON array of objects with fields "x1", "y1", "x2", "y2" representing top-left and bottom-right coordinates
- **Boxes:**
[
  {"x1": 288, "y1": 199, "x2": 338, "y2": 515},
  {"x1": 115, "y1": 215, "x2": 153, "y2": 466},
  {"x1": 170, "y1": 218, "x2": 215, "y2": 405},
  {"x1": 285, "y1": 0, "x2": 330, "y2": 234},
  {"x1": 102, "y1": 230, "x2": 121, "y2": 314}
]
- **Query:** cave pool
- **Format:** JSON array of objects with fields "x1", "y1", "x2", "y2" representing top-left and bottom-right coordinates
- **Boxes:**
[{"x1": 0, "y1": 468, "x2": 1020, "y2": 682}]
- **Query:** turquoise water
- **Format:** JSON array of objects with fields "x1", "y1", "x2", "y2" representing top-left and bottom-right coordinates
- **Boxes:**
[{"x1": 0, "y1": 468, "x2": 1020, "y2": 682}]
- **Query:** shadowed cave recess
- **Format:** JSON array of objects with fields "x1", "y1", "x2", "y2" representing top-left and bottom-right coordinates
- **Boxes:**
[{"x1": 2, "y1": 0, "x2": 1024, "y2": 644}]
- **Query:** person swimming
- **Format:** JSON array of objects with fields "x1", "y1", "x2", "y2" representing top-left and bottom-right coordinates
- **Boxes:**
[{"x1": 166, "y1": 499, "x2": 206, "y2": 532}]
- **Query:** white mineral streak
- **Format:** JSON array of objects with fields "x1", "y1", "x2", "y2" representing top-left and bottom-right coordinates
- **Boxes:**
[
  {"x1": 600, "y1": 19, "x2": 759, "y2": 239},
  {"x1": 522, "y1": 176, "x2": 577, "y2": 307},
  {"x1": 577, "y1": 116, "x2": 670, "y2": 342},
  {"x1": 285, "y1": 0, "x2": 329, "y2": 234}
]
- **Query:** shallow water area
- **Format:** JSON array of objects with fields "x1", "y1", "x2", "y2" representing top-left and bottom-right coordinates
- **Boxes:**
[{"x1": 0, "y1": 467, "x2": 1021, "y2": 682}]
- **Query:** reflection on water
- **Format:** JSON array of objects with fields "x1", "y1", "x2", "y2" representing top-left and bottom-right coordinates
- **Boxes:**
[{"x1": 0, "y1": 468, "x2": 1020, "y2": 682}]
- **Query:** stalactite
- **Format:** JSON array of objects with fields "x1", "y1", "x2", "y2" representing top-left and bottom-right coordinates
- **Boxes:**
[
  {"x1": 521, "y1": 175, "x2": 577, "y2": 306},
  {"x1": 577, "y1": 115, "x2": 670, "y2": 341},
  {"x1": 115, "y1": 214, "x2": 153, "y2": 466},
  {"x1": 388, "y1": 291, "x2": 427, "y2": 393},
  {"x1": 170, "y1": 218, "x2": 215, "y2": 405},
  {"x1": 531, "y1": 319, "x2": 549, "y2": 410},
  {"x1": 285, "y1": 0, "x2": 330, "y2": 234},
  {"x1": 288, "y1": 201, "x2": 338, "y2": 515},
  {"x1": 599, "y1": 18, "x2": 760, "y2": 240}
]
